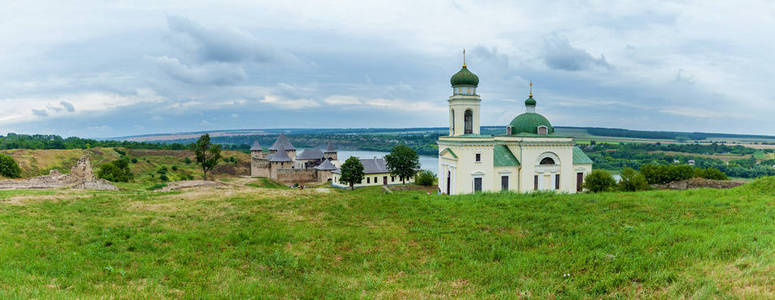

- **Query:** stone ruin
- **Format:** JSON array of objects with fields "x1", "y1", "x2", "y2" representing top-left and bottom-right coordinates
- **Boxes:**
[{"x1": 0, "y1": 156, "x2": 118, "y2": 190}]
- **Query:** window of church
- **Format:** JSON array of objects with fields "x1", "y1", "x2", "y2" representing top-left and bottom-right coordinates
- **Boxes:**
[
  {"x1": 538, "y1": 126, "x2": 548, "y2": 135},
  {"x1": 464, "y1": 110, "x2": 473, "y2": 134},
  {"x1": 475, "y1": 153, "x2": 481, "y2": 162},
  {"x1": 540, "y1": 157, "x2": 555, "y2": 165}
]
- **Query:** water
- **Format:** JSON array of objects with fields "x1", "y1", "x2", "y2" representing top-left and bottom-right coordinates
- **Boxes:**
[{"x1": 336, "y1": 150, "x2": 438, "y2": 174}]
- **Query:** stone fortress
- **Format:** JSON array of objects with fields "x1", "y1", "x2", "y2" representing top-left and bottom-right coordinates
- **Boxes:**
[{"x1": 250, "y1": 134, "x2": 338, "y2": 184}]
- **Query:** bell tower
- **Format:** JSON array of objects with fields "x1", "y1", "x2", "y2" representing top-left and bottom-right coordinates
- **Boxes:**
[{"x1": 448, "y1": 49, "x2": 481, "y2": 136}]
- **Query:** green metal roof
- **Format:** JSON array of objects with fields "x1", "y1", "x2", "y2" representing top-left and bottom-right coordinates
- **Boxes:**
[
  {"x1": 493, "y1": 144, "x2": 520, "y2": 167},
  {"x1": 450, "y1": 65, "x2": 479, "y2": 87},
  {"x1": 508, "y1": 113, "x2": 554, "y2": 135},
  {"x1": 440, "y1": 148, "x2": 458, "y2": 158},
  {"x1": 573, "y1": 147, "x2": 593, "y2": 164}
]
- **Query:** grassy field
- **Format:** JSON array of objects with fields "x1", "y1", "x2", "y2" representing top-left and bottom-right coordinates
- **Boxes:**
[{"x1": 1, "y1": 178, "x2": 775, "y2": 298}]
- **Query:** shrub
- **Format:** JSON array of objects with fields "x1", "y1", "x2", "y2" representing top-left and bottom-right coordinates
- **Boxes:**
[
  {"x1": 618, "y1": 167, "x2": 649, "y2": 191},
  {"x1": 130, "y1": 158, "x2": 138, "y2": 164},
  {"x1": 584, "y1": 170, "x2": 616, "y2": 193},
  {"x1": 97, "y1": 159, "x2": 133, "y2": 182},
  {"x1": 640, "y1": 164, "x2": 694, "y2": 184},
  {"x1": 694, "y1": 168, "x2": 728, "y2": 180},
  {"x1": 0, "y1": 153, "x2": 21, "y2": 178},
  {"x1": 171, "y1": 165, "x2": 178, "y2": 171},
  {"x1": 415, "y1": 170, "x2": 436, "y2": 186},
  {"x1": 147, "y1": 183, "x2": 166, "y2": 191},
  {"x1": 159, "y1": 174, "x2": 169, "y2": 182},
  {"x1": 113, "y1": 148, "x2": 126, "y2": 156},
  {"x1": 184, "y1": 157, "x2": 192, "y2": 164}
]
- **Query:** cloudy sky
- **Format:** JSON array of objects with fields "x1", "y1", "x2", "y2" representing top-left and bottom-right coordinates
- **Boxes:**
[{"x1": 1, "y1": 1, "x2": 774, "y2": 138}]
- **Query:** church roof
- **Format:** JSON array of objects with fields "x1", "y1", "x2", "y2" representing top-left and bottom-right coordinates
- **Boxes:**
[
  {"x1": 508, "y1": 113, "x2": 554, "y2": 135},
  {"x1": 269, "y1": 134, "x2": 295, "y2": 151},
  {"x1": 573, "y1": 147, "x2": 593, "y2": 164},
  {"x1": 314, "y1": 159, "x2": 338, "y2": 171},
  {"x1": 250, "y1": 140, "x2": 262, "y2": 151},
  {"x1": 493, "y1": 145, "x2": 520, "y2": 166},
  {"x1": 268, "y1": 146, "x2": 292, "y2": 162},
  {"x1": 325, "y1": 141, "x2": 336, "y2": 152},
  {"x1": 524, "y1": 95, "x2": 537, "y2": 106},
  {"x1": 450, "y1": 65, "x2": 479, "y2": 87},
  {"x1": 298, "y1": 147, "x2": 324, "y2": 160}
]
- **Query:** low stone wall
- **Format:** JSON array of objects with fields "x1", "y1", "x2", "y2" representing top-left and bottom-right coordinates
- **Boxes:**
[{"x1": 275, "y1": 169, "x2": 318, "y2": 184}]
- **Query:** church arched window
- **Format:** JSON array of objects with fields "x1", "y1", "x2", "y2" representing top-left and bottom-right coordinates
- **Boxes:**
[
  {"x1": 464, "y1": 109, "x2": 473, "y2": 134},
  {"x1": 540, "y1": 157, "x2": 555, "y2": 165}
]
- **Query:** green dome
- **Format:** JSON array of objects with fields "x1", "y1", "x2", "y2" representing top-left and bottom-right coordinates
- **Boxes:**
[
  {"x1": 508, "y1": 113, "x2": 554, "y2": 135},
  {"x1": 450, "y1": 65, "x2": 479, "y2": 87},
  {"x1": 524, "y1": 96, "x2": 536, "y2": 106}
]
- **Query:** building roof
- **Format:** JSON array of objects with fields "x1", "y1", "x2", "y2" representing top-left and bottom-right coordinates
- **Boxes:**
[
  {"x1": 268, "y1": 146, "x2": 292, "y2": 162},
  {"x1": 440, "y1": 148, "x2": 458, "y2": 158},
  {"x1": 450, "y1": 65, "x2": 479, "y2": 87},
  {"x1": 269, "y1": 134, "x2": 295, "y2": 151},
  {"x1": 250, "y1": 140, "x2": 262, "y2": 151},
  {"x1": 333, "y1": 157, "x2": 389, "y2": 174},
  {"x1": 493, "y1": 144, "x2": 520, "y2": 166},
  {"x1": 573, "y1": 147, "x2": 593, "y2": 164},
  {"x1": 361, "y1": 158, "x2": 389, "y2": 174},
  {"x1": 297, "y1": 147, "x2": 324, "y2": 160},
  {"x1": 314, "y1": 159, "x2": 338, "y2": 171},
  {"x1": 325, "y1": 141, "x2": 336, "y2": 152},
  {"x1": 509, "y1": 112, "x2": 554, "y2": 135}
]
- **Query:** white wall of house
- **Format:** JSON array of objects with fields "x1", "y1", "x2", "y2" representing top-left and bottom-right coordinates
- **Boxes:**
[{"x1": 331, "y1": 172, "x2": 415, "y2": 188}]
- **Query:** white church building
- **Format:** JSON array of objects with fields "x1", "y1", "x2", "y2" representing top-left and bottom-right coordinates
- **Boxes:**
[{"x1": 438, "y1": 59, "x2": 593, "y2": 195}]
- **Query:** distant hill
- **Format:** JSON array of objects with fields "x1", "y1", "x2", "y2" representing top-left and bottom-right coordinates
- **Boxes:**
[{"x1": 114, "y1": 126, "x2": 775, "y2": 144}]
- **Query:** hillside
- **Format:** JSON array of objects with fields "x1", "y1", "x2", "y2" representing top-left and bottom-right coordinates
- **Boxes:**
[
  {"x1": 1, "y1": 179, "x2": 774, "y2": 298},
  {"x1": 0, "y1": 148, "x2": 251, "y2": 181}
]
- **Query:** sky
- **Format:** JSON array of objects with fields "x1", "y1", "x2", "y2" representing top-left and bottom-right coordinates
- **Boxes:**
[{"x1": 1, "y1": 1, "x2": 774, "y2": 138}]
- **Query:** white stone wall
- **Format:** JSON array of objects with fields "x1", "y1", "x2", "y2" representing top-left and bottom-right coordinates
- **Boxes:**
[{"x1": 331, "y1": 172, "x2": 414, "y2": 188}]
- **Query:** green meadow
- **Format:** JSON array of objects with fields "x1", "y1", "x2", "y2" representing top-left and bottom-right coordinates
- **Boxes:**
[{"x1": 1, "y1": 178, "x2": 775, "y2": 298}]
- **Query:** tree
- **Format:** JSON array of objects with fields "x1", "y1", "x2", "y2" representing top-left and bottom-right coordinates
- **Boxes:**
[
  {"x1": 0, "y1": 153, "x2": 21, "y2": 178},
  {"x1": 618, "y1": 167, "x2": 649, "y2": 191},
  {"x1": 584, "y1": 170, "x2": 616, "y2": 193},
  {"x1": 192, "y1": 134, "x2": 222, "y2": 180},
  {"x1": 339, "y1": 157, "x2": 364, "y2": 190},
  {"x1": 385, "y1": 145, "x2": 420, "y2": 184},
  {"x1": 415, "y1": 170, "x2": 436, "y2": 186},
  {"x1": 97, "y1": 158, "x2": 133, "y2": 182}
]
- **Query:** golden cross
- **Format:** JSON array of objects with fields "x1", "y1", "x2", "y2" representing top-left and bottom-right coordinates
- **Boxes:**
[{"x1": 529, "y1": 81, "x2": 533, "y2": 97}]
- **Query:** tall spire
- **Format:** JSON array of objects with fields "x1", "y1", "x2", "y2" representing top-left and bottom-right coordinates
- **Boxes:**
[{"x1": 462, "y1": 48, "x2": 467, "y2": 67}]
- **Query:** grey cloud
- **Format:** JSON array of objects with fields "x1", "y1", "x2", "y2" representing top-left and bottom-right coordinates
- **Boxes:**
[
  {"x1": 166, "y1": 15, "x2": 295, "y2": 64},
  {"x1": 543, "y1": 36, "x2": 611, "y2": 71},
  {"x1": 151, "y1": 56, "x2": 247, "y2": 85},
  {"x1": 32, "y1": 109, "x2": 48, "y2": 117},
  {"x1": 60, "y1": 101, "x2": 75, "y2": 112}
]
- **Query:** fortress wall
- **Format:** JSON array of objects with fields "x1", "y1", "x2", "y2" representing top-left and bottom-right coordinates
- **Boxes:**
[
  {"x1": 275, "y1": 169, "x2": 318, "y2": 184},
  {"x1": 251, "y1": 158, "x2": 270, "y2": 177}
]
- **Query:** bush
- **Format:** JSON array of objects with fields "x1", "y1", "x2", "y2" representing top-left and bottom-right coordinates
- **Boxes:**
[
  {"x1": 130, "y1": 158, "x2": 138, "y2": 164},
  {"x1": 0, "y1": 153, "x2": 21, "y2": 178},
  {"x1": 618, "y1": 167, "x2": 649, "y2": 191},
  {"x1": 159, "y1": 174, "x2": 169, "y2": 182},
  {"x1": 694, "y1": 168, "x2": 728, "y2": 180},
  {"x1": 171, "y1": 165, "x2": 178, "y2": 171},
  {"x1": 415, "y1": 170, "x2": 436, "y2": 186},
  {"x1": 584, "y1": 170, "x2": 616, "y2": 193},
  {"x1": 184, "y1": 157, "x2": 192, "y2": 164},
  {"x1": 147, "y1": 183, "x2": 166, "y2": 191},
  {"x1": 97, "y1": 159, "x2": 133, "y2": 182},
  {"x1": 640, "y1": 164, "x2": 694, "y2": 184}
]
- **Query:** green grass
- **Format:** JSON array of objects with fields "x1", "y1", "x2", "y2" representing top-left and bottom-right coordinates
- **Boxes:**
[
  {"x1": 246, "y1": 177, "x2": 288, "y2": 189},
  {"x1": 1, "y1": 178, "x2": 775, "y2": 298}
]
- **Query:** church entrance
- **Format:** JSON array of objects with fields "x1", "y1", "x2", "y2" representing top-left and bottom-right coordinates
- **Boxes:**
[
  {"x1": 577, "y1": 172, "x2": 584, "y2": 192},
  {"x1": 383, "y1": 176, "x2": 387, "y2": 185},
  {"x1": 446, "y1": 171, "x2": 451, "y2": 194}
]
